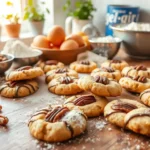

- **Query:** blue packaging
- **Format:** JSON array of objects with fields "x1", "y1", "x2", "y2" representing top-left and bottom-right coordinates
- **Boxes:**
[{"x1": 106, "y1": 5, "x2": 139, "y2": 36}]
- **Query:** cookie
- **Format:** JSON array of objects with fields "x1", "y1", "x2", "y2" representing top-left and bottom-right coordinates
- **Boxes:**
[
  {"x1": 78, "y1": 75, "x2": 122, "y2": 97},
  {"x1": 0, "y1": 80, "x2": 39, "y2": 98},
  {"x1": 122, "y1": 65, "x2": 150, "y2": 78},
  {"x1": 70, "y1": 60, "x2": 97, "y2": 73},
  {"x1": 140, "y1": 89, "x2": 150, "y2": 106},
  {"x1": 6, "y1": 66, "x2": 44, "y2": 81},
  {"x1": 28, "y1": 105, "x2": 87, "y2": 142},
  {"x1": 48, "y1": 76, "x2": 82, "y2": 95},
  {"x1": 119, "y1": 76, "x2": 150, "y2": 93},
  {"x1": 101, "y1": 59, "x2": 129, "y2": 71},
  {"x1": 124, "y1": 108, "x2": 150, "y2": 136},
  {"x1": 45, "y1": 68, "x2": 78, "y2": 84},
  {"x1": 64, "y1": 94, "x2": 108, "y2": 117},
  {"x1": 37, "y1": 60, "x2": 65, "y2": 73},
  {"x1": 104, "y1": 99, "x2": 146, "y2": 128},
  {"x1": 91, "y1": 67, "x2": 121, "y2": 81}
]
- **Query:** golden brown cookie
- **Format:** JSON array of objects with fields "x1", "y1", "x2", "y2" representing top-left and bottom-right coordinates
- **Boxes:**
[
  {"x1": 64, "y1": 94, "x2": 108, "y2": 117},
  {"x1": 140, "y1": 89, "x2": 150, "y2": 106},
  {"x1": 122, "y1": 65, "x2": 150, "y2": 78},
  {"x1": 119, "y1": 76, "x2": 150, "y2": 93},
  {"x1": 28, "y1": 105, "x2": 87, "y2": 142},
  {"x1": 0, "y1": 80, "x2": 39, "y2": 98},
  {"x1": 6, "y1": 66, "x2": 44, "y2": 81},
  {"x1": 91, "y1": 67, "x2": 121, "y2": 81},
  {"x1": 48, "y1": 76, "x2": 82, "y2": 95},
  {"x1": 124, "y1": 108, "x2": 150, "y2": 136},
  {"x1": 78, "y1": 75, "x2": 122, "y2": 97},
  {"x1": 45, "y1": 68, "x2": 78, "y2": 84},
  {"x1": 70, "y1": 60, "x2": 97, "y2": 73},
  {"x1": 104, "y1": 99, "x2": 146, "y2": 128},
  {"x1": 37, "y1": 60, "x2": 64, "y2": 73},
  {"x1": 101, "y1": 59, "x2": 129, "y2": 71}
]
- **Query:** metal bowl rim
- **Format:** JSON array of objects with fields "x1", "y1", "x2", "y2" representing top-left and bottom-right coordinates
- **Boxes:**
[{"x1": 0, "y1": 53, "x2": 14, "y2": 64}]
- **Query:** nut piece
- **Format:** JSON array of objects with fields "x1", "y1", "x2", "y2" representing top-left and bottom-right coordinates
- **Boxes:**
[
  {"x1": 102, "y1": 67, "x2": 115, "y2": 73},
  {"x1": 74, "y1": 95, "x2": 96, "y2": 106},
  {"x1": 111, "y1": 60, "x2": 121, "y2": 63},
  {"x1": 60, "y1": 76, "x2": 73, "y2": 84},
  {"x1": 80, "y1": 60, "x2": 90, "y2": 65},
  {"x1": 45, "y1": 106, "x2": 69, "y2": 122},
  {"x1": 134, "y1": 65, "x2": 147, "y2": 71},
  {"x1": 55, "y1": 68, "x2": 68, "y2": 73},
  {"x1": 94, "y1": 76, "x2": 109, "y2": 85},
  {"x1": 111, "y1": 102, "x2": 137, "y2": 113},
  {"x1": 45, "y1": 60, "x2": 58, "y2": 65},
  {"x1": 133, "y1": 76, "x2": 147, "y2": 83},
  {"x1": 0, "y1": 115, "x2": 9, "y2": 126},
  {"x1": 17, "y1": 66, "x2": 32, "y2": 71}
]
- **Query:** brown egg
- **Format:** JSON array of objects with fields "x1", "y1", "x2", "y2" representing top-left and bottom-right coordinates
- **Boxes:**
[
  {"x1": 60, "y1": 40, "x2": 79, "y2": 50},
  {"x1": 47, "y1": 25, "x2": 65, "y2": 46},
  {"x1": 66, "y1": 34, "x2": 85, "y2": 47},
  {"x1": 33, "y1": 35, "x2": 50, "y2": 48}
]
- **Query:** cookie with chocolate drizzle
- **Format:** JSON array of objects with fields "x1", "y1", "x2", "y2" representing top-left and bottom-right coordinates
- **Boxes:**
[
  {"x1": 70, "y1": 60, "x2": 97, "y2": 73},
  {"x1": 140, "y1": 88, "x2": 150, "y2": 106},
  {"x1": 64, "y1": 94, "x2": 108, "y2": 117},
  {"x1": 0, "y1": 80, "x2": 39, "y2": 98},
  {"x1": 45, "y1": 68, "x2": 78, "y2": 84},
  {"x1": 78, "y1": 75, "x2": 122, "y2": 97},
  {"x1": 36, "y1": 60, "x2": 64, "y2": 73},
  {"x1": 48, "y1": 76, "x2": 82, "y2": 95},
  {"x1": 104, "y1": 99, "x2": 146, "y2": 128},
  {"x1": 28, "y1": 105, "x2": 87, "y2": 142}
]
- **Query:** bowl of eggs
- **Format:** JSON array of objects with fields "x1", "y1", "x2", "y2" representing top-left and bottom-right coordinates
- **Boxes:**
[{"x1": 31, "y1": 25, "x2": 89, "y2": 64}]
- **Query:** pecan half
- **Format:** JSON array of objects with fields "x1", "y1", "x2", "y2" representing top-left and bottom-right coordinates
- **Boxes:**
[
  {"x1": 134, "y1": 65, "x2": 147, "y2": 71},
  {"x1": 45, "y1": 107, "x2": 69, "y2": 122},
  {"x1": 94, "y1": 76, "x2": 109, "y2": 85},
  {"x1": 45, "y1": 60, "x2": 58, "y2": 65},
  {"x1": 133, "y1": 76, "x2": 147, "y2": 83},
  {"x1": 80, "y1": 60, "x2": 90, "y2": 65},
  {"x1": 55, "y1": 68, "x2": 68, "y2": 73},
  {"x1": 0, "y1": 115, "x2": 9, "y2": 126},
  {"x1": 7, "y1": 81, "x2": 23, "y2": 87},
  {"x1": 74, "y1": 95, "x2": 96, "y2": 106},
  {"x1": 111, "y1": 60, "x2": 121, "y2": 63},
  {"x1": 60, "y1": 76, "x2": 73, "y2": 84},
  {"x1": 17, "y1": 66, "x2": 32, "y2": 71},
  {"x1": 111, "y1": 102, "x2": 137, "y2": 113},
  {"x1": 102, "y1": 67, "x2": 115, "y2": 73}
]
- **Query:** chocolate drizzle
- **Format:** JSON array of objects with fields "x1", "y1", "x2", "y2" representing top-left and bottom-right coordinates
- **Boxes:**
[
  {"x1": 102, "y1": 67, "x2": 115, "y2": 73},
  {"x1": 134, "y1": 65, "x2": 147, "y2": 71},
  {"x1": 132, "y1": 76, "x2": 147, "y2": 83},
  {"x1": 60, "y1": 76, "x2": 73, "y2": 84},
  {"x1": 17, "y1": 66, "x2": 32, "y2": 71},
  {"x1": 45, "y1": 60, "x2": 58, "y2": 65},
  {"x1": 64, "y1": 121, "x2": 74, "y2": 137},
  {"x1": 94, "y1": 76, "x2": 109, "y2": 85},
  {"x1": 80, "y1": 60, "x2": 90, "y2": 65},
  {"x1": 140, "y1": 89, "x2": 150, "y2": 99},
  {"x1": 73, "y1": 95, "x2": 96, "y2": 106},
  {"x1": 55, "y1": 68, "x2": 68, "y2": 73}
]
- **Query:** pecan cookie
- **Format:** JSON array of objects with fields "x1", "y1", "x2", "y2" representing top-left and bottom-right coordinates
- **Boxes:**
[
  {"x1": 37, "y1": 60, "x2": 64, "y2": 73},
  {"x1": 0, "y1": 80, "x2": 39, "y2": 98},
  {"x1": 28, "y1": 105, "x2": 87, "y2": 142},
  {"x1": 124, "y1": 108, "x2": 150, "y2": 136},
  {"x1": 104, "y1": 99, "x2": 146, "y2": 128},
  {"x1": 48, "y1": 76, "x2": 82, "y2": 95},
  {"x1": 78, "y1": 75, "x2": 122, "y2": 97},
  {"x1": 6, "y1": 66, "x2": 44, "y2": 81},
  {"x1": 45, "y1": 68, "x2": 78, "y2": 84},
  {"x1": 101, "y1": 60, "x2": 129, "y2": 71},
  {"x1": 122, "y1": 65, "x2": 150, "y2": 78},
  {"x1": 64, "y1": 94, "x2": 108, "y2": 117},
  {"x1": 70, "y1": 60, "x2": 97, "y2": 73},
  {"x1": 140, "y1": 89, "x2": 150, "y2": 106},
  {"x1": 119, "y1": 76, "x2": 150, "y2": 93},
  {"x1": 91, "y1": 67, "x2": 121, "y2": 81}
]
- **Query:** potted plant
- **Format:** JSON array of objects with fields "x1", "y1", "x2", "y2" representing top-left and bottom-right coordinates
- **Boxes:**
[
  {"x1": 63, "y1": 0, "x2": 97, "y2": 35},
  {"x1": 2, "y1": 1, "x2": 21, "y2": 38},
  {"x1": 23, "y1": 0, "x2": 50, "y2": 35}
]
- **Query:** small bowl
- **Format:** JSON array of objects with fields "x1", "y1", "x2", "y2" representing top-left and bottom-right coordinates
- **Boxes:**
[
  {"x1": 0, "y1": 53, "x2": 14, "y2": 74},
  {"x1": 14, "y1": 49, "x2": 42, "y2": 67},
  {"x1": 89, "y1": 37, "x2": 122, "y2": 59},
  {"x1": 31, "y1": 45, "x2": 88, "y2": 65}
]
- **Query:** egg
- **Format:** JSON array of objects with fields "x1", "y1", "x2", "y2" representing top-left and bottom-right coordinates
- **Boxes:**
[
  {"x1": 60, "y1": 40, "x2": 79, "y2": 50},
  {"x1": 33, "y1": 35, "x2": 50, "y2": 48},
  {"x1": 82, "y1": 35, "x2": 91, "y2": 49},
  {"x1": 47, "y1": 25, "x2": 65, "y2": 46},
  {"x1": 66, "y1": 34, "x2": 85, "y2": 47}
]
